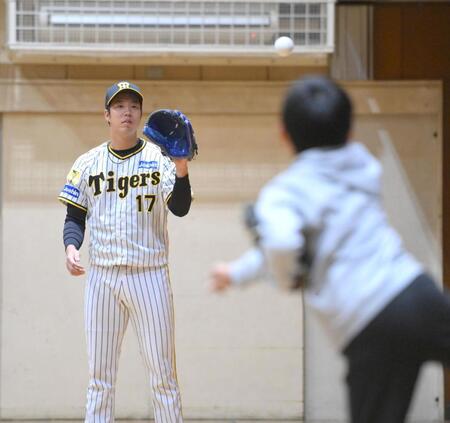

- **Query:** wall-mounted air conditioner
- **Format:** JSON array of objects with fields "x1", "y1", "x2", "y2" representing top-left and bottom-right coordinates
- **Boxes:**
[{"x1": 7, "y1": 0, "x2": 335, "y2": 63}]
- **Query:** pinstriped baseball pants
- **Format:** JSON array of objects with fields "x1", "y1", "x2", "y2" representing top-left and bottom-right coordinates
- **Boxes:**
[{"x1": 84, "y1": 265, "x2": 183, "y2": 423}]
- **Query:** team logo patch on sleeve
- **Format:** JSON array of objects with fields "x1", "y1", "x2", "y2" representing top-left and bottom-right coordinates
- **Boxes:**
[
  {"x1": 67, "y1": 169, "x2": 81, "y2": 185},
  {"x1": 138, "y1": 160, "x2": 159, "y2": 170},
  {"x1": 63, "y1": 184, "x2": 80, "y2": 199}
]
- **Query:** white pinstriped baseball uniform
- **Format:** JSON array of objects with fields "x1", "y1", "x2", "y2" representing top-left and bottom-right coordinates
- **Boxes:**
[{"x1": 59, "y1": 139, "x2": 183, "y2": 422}]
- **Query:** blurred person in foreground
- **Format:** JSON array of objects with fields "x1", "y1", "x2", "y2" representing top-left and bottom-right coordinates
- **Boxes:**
[{"x1": 210, "y1": 76, "x2": 450, "y2": 423}]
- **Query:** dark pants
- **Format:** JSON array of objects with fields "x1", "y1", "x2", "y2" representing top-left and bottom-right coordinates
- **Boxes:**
[{"x1": 343, "y1": 273, "x2": 450, "y2": 423}]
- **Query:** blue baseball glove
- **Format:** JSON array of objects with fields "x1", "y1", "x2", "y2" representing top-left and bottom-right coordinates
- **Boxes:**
[{"x1": 143, "y1": 109, "x2": 198, "y2": 160}]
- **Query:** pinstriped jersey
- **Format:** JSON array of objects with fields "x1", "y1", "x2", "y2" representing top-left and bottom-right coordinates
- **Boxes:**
[{"x1": 59, "y1": 139, "x2": 176, "y2": 267}]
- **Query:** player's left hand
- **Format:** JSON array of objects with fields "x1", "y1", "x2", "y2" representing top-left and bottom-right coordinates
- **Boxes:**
[{"x1": 209, "y1": 263, "x2": 232, "y2": 292}]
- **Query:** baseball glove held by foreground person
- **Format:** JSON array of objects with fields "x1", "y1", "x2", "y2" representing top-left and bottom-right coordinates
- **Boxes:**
[{"x1": 143, "y1": 109, "x2": 198, "y2": 160}]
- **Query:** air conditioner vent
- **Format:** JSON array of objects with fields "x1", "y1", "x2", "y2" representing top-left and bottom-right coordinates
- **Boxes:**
[{"x1": 8, "y1": 0, "x2": 335, "y2": 59}]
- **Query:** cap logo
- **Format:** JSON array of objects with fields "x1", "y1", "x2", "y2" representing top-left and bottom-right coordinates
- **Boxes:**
[{"x1": 117, "y1": 81, "x2": 130, "y2": 90}]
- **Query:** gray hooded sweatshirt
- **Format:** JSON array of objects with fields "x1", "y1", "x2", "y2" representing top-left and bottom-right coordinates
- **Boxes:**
[{"x1": 230, "y1": 142, "x2": 423, "y2": 349}]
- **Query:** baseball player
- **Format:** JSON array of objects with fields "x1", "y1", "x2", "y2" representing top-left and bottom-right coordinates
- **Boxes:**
[
  {"x1": 59, "y1": 81, "x2": 194, "y2": 422},
  {"x1": 210, "y1": 76, "x2": 450, "y2": 423}
]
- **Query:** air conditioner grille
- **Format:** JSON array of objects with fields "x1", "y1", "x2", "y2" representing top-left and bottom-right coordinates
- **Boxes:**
[{"x1": 9, "y1": 0, "x2": 334, "y2": 54}]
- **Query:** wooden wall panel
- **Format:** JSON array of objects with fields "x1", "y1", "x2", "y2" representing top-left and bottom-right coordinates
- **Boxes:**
[
  {"x1": 332, "y1": 5, "x2": 372, "y2": 80},
  {"x1": 374, "y1": 3, "x2": 450, "y2": 80},
  {"x1": 202, "y1": 66, "x2": 268, "y2": 81},
  {"x1": 373, "y1": 6, "x2": 402, "y2": 79},
  {"x1": 0, "y1": 64, "x2": 329, "y2": 82},
  {"x1": 0, "y1": 80, "x2": 440, "y2": 115},
  {"x1": 134, "y1": 66, "x2": 202, "y2": 81},
  {"x1": 16, "y1": 64, "x2": 67, "y2": 80},
  {"x1": 67, "y1": 65, "x2": 134, "y2": 80},
  {"x1": 0, "y1": 1, "x2": 11, "y2": 63},
  {"x1": 373, "y1": 2, "x2": 450, "y2": 415},
  {"x1": 268, "y1": 66, "x2": 328, "y2": 81},
  {"x1": 402, "y1": 4, "x2": 450, "y2": 79},
  {"x1": 0, "y1": 64, "x2": 16, "y2": 79}
]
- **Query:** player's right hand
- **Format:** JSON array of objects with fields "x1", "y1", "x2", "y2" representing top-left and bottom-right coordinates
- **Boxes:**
[
  {"x1": 209, "y1": 263, "x2": 232, "y2": 293},
  {"x1": 65, "y1": 245, "x2": 86, "y2": 276}
]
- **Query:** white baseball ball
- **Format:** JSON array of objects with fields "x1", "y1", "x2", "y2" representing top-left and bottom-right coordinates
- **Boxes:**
[{"x1": 274, "y1": 36, "x2": 294, "y2": 57}]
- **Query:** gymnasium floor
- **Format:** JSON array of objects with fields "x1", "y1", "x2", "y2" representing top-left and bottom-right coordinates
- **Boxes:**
[{"x1": 1, "y1": 420, "x2": 449, "y2": 423}]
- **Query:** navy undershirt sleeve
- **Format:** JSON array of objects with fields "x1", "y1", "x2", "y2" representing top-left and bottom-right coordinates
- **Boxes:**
[
  {"x1": 168, "y1": 175, "x2": 192, "y2": 217},
  {"x1": 64, "y1": 205, "x2": 87, "y2": 250}
]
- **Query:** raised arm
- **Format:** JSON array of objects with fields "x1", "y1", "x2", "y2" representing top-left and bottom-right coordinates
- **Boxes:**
[{"x1": 168, "y1": 159, "x2": 192, "y2": 217}]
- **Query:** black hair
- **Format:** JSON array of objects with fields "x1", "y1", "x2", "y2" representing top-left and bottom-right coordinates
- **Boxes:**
[{"x1": 282, "y1": 76, "x2": 353, "y2": 153}]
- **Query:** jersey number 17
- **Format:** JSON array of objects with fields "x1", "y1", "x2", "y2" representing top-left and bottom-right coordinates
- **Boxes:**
[{"x1": 136, "y1": 194, "x2": 156, "y2": 212}]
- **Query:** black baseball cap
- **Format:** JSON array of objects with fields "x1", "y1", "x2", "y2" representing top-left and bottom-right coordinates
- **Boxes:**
[{"x1": 105, "y1": 81, "x2": 143, "y2": 108}]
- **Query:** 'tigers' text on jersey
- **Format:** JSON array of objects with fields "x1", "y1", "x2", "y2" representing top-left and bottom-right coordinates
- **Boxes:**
[{"x1": 88, "y1": 170, "x2": 161, "y2": 198}]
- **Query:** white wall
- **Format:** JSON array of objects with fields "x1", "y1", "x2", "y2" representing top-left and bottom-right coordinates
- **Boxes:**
[
  {"x1": 0, "y1": 108, "x2": 302, "y2": 419},
  {"x1": 0, "y1": 81, "x2": 443, "y2": 421},
  {"x1": 0, "y1": 203, "x2": 303, "y2": 419}
]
